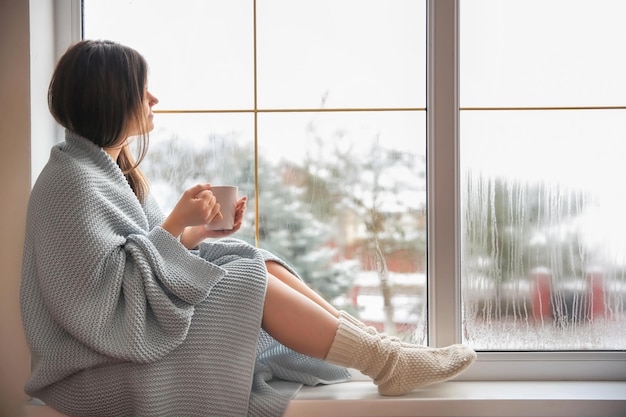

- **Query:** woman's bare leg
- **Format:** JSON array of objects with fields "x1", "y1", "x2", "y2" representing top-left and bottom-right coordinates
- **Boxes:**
[
  {"x1": 262, "y1": 272, "x2": 477, "y2": 397},
  {"x1": 262, "y1": 273, "x2": 338, "y2": 359},
  {"x1": 265, "y1": 261, "x2": 339, "y2": 318}
]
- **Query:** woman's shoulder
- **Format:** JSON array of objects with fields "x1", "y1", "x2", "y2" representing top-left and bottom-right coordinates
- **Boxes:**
[
  {"x1": 38, "y1": 135, "x2": 128, "y2": 188},
  {"x1": 29, "y1": 145, "x2": 130, "y2": 221},
  {"x1": 32, "y1": 145, "x2": 95, "y2": 197}
]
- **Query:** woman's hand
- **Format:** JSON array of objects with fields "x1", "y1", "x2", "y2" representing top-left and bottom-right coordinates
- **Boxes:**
[
  {"x1": 180, "y1": 196, "x2": 248, "y2": 249},
  {"x1": 161, "y1": 183, "x2": 222, "y2": 239}
]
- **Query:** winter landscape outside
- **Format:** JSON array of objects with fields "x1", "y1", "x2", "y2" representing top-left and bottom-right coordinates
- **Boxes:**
[{"x1": 84, "y1": 0, "x2": 626, "y2": 350}]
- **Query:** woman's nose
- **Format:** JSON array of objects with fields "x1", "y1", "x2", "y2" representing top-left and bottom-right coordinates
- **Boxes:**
[{"x1": 148, "y1": 91, "x2": 159, "y2": 105}]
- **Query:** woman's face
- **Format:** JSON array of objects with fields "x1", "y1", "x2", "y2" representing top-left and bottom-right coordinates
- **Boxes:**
[
  {"x1": 126, "y1": 88, "x2": 159, "y2": 138},
  {"x1": 105, "y1": 88, "x2": 158, "y2": 160},
  {"x1": 140, "y1": 89, "x2": 159, "y2": 134}
]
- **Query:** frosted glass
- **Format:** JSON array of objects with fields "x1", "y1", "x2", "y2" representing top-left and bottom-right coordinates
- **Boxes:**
[{"x1": 461, "y1": 110, "x2": 626, "y2": 350}]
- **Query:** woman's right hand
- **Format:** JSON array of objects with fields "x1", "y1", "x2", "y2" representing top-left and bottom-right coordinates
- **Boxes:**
[{"x1": 161, "y1": 183, "x2": 223, "y2": 239}]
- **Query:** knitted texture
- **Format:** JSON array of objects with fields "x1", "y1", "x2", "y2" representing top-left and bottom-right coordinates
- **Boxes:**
[
  {"x1": 326, "y1": 318, "x2": 476, "y2": 396},
  {"x1": 338, "y1": 310, "x2": 402, "y2": 343},
  {"x1": 20, "y1": 131, "x2": 350, "y2": 417}
]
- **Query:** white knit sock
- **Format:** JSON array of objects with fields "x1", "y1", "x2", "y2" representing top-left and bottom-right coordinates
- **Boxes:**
[
  {"x1": 338, "y1": 310, "x2": 402, "y2": 342},
  {"x1": 326, "y1": 318, "x2": 477, "y2": 396}
]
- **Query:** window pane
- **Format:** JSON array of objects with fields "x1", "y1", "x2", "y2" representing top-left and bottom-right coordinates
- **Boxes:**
[
  {"x1": 256, "y1": 0, "x2": 426, "y2": 109},
  {"x1": 84, "y1": 0, "x2": 254, "y2": 109},
  {"x1": 142, "y1": 113, "x2": 256, "y2": 245},
  {"x1": 257, "y1": 111, "x2": 427, "y2": 340},
  {"x1": 460, "y1": 0, "x2": 626, "y2": 107},
  {"x1": 461, "y1": 110, "x2": 626, "y2": 350}
]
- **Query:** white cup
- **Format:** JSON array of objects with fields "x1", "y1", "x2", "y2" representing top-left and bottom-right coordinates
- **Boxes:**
[{"x1": 206, "y1": 185, "x2": 238, "y2": 230}]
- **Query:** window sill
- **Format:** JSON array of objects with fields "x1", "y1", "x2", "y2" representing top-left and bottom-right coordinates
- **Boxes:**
[
  {"x1": 283, "y1": 380, "x2": 626, "y2": 417},
  {"x1": 24, "y1": 380, "x2": 626, "y2": 417}
]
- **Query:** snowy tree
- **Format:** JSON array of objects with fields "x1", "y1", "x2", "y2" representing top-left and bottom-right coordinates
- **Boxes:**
[
  {"x1": 300, "y1": 124, "x2": 427, "y2": 335},
  {"x1": 141, "y1": 132, "x2": 354, "y2": 303}
]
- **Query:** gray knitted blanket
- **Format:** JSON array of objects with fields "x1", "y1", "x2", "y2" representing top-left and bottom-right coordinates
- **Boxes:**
[{"x1": 20, "y1": 131, "x2": 350, "y2": 417}]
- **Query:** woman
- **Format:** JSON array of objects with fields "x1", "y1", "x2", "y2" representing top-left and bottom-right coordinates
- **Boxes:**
[{"x1": 20, "y1": 40, "x2": 476, "y2": 417}]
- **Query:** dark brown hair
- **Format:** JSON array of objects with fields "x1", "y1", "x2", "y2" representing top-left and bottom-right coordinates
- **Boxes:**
[{"x1": 48, "y1": 39, "x2": 150, "y2": 201}]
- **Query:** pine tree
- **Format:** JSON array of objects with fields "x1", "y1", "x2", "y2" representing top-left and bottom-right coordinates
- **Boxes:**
[{"x1": 142, "y1": 131, "x2": 355, "y2": 303}]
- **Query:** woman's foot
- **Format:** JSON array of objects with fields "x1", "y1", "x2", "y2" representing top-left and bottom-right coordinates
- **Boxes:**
[{"x1": 326, "y1": 317, "x2": 477, "y2": 396}]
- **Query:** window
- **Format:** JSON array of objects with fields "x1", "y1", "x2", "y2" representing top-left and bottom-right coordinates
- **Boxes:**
[
  {"x1": 460, "y1": 0, "x2": 626, "y2": 351},
  {"x1": 84, "y1": 0, "x2": 429, "y2": 342},
  {"x1": 72, "y1": 0, "x2": 626, "y2": 380}
]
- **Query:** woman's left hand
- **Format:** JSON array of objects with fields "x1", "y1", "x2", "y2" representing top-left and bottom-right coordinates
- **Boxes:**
[{"x1": 180, "y1": 196, "x2": 248, "y2": 249}]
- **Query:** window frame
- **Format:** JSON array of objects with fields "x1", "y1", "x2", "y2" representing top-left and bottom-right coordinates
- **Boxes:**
[
  {"x1": 44, "y1": 0, "x2": 626, "y2": 382},
  {"x1": 428, "y1": 0, "x2": 625, "y2": 381}
]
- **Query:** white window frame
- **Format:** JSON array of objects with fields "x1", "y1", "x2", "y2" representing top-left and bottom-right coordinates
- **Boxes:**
[
  {"x1": 43, "y1": 0, "x2": 625, "y2": 382},
  {"x1": 428, "y1": 0, "x2": 625, "y2": 381}
]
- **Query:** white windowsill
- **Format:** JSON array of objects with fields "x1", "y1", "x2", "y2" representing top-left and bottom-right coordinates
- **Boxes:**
[
  {"x1": 24, "y1": 379, "x2": 626, "y2": 417},
  {"x1": 283, "y1": 380, "x2": 626, "y2": 417}
]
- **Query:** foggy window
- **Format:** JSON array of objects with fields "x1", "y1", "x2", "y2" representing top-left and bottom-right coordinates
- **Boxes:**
[{"x1": 460, "y1": 0, "x2": 626, "y2": 350}]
